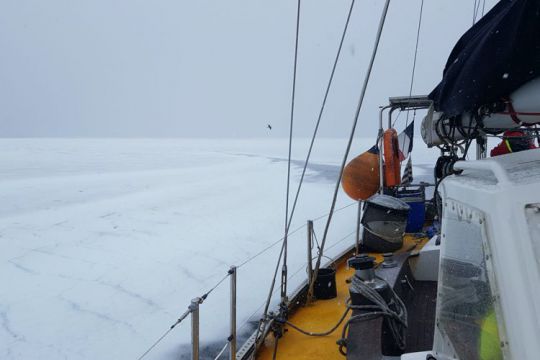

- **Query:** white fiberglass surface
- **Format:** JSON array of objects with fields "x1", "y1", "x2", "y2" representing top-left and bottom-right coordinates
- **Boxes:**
[
  {"x1": 0, "y1": 138, "x2": 438, "y2": 359},
  {"x1": 436, "y1": 207, "x2": 502, "y2": 360},
  {"x1": 525, "y1": 204, "x2": 540, "y2": 273}
]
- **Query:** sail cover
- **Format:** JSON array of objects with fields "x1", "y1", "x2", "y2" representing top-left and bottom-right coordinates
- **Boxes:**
[{"x1": 429, "y1": 0, "x2": 540, "y2": 117}]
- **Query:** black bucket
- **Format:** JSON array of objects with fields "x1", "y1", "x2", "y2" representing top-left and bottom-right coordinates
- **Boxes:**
[
  {"x1": 361, "y1": 194, "x2": 410, "y2": 253},
  {"x1": 314, "y1": 267, "x2": 337, "y2": 300}
]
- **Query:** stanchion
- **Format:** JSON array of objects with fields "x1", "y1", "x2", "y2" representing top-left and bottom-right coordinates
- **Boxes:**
[
  {"x1": 306, "y1": 220, "x2": 314, "y2": 287},
  {"x1": 356, "y1": 200, "x2": 363, "y2": 254},
  {"x1": 190, "y1": 298, "x2": 201, "y2": 360},
  {"x1": 229, "y1": 266, "x2": 237, "y2": 360}
]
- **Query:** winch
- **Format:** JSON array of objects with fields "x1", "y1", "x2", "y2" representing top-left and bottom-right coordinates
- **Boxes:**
[{"x1": 344, "y1": 255, "x2": 407, "y2": 359}]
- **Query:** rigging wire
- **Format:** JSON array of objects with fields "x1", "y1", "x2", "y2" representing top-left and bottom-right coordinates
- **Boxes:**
[
  {"x1": 236, "y1": 201, "x2": 355, "y2": 270},
  {"x1": 312, "y1": 202, "x2": 356, "y2": 222},
  {"x1": 137, "y1": 326, "x2": 176, "y2": 360},
  {"x1": 136, "y1": 272, "x2": 230, "y2": 360},
  {"x1": 391, "y1": 109, "x2": 402, "y2": 128},
  {"x1": 236, "y1": 223, "x2": 305, "y2": 269},
  {"x1": 213, "y1": 341, "x2": 229, "y2": 360},
  {"x1": 137, "y1": 307, "x2": 191, "y2": 360},
  {"x1": 399, "y1": 0, "x2": 424, "y2": 159},
  {"x1": 284, "y1": 0, "x2": 356, "y2": 233},
  {"x1": 236, "y1": 228, "x2": 356, "y2": 356},
  {"x1": 281, "y1": 0, "x2": 302, "y2": 304},
  {"x1": 402, "y1": 0, "x2": 424, "y2": 133},
  {"x1": 256, "y1": 0, "x2": 357, "y2": 346},
  {"x1": 308, "y1": 0, "x2": 392, "y2": 301},
  {"x1": 473, "y1": 0, "x2": 482, "y2": 24},
  {"x1": 324, "y1": 230, "x2": 356, "y2": 253},
  {"x1": 251, "y1": 201, "x2": 355, "y2": 338},
  {"x1": 204, "y1": 273, "x2": 231, "y2": 298},
  {"x1": 476, "y1": 0, "x2": 482, "y2": 22},
  {"x1": 139, "y1": 201, "x2": 356, "y2": 359},
  {"x1": 137, "y1": 177, "x2": 355, "y2": 358}
]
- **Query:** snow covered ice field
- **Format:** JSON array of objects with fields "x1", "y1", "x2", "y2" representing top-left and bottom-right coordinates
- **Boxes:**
[{"x1": 0, "y1": 138, "x2": 438, "y2": 359}]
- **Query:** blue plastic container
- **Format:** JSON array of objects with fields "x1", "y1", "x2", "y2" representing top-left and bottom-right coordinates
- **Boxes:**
[{"x1": 396, "y1": 186, "x2": 425, "y2": 233}]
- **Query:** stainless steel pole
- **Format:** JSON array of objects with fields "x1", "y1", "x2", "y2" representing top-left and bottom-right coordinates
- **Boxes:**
[
  {"x1": 476, "y1": 135, "x2": 487, "y2": 159},
  {"x1": 388, "y1": 107, "x2": 397, "y2": 129},
  {"x1": 190, "y1": 298, "x2": 200, "y2": 360},
  {"x1": 379, "y1": 105, "x2": 392, "y2": 194},
  {"x1": 356, "y1": 201, "x2": 362, "y2": 254},
  {"x1": 306, "y1": 220, "x2": 314, "y2": 288},
  {"x1": 229, "y1": 266, "x2": 237, "y2": 360}
]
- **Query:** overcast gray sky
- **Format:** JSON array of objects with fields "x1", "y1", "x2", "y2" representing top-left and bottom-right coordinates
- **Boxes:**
[{"x1": 0, "y1": 0, "x2": 497, "y2": 138}]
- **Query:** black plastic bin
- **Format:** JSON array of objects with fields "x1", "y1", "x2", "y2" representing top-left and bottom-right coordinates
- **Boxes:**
[
  {"x1": 361, "y1": 194, "x2": 410, "y2": 252},
  {"x1": 314, "y1": 267, "x2": 337, "y2": 300}
]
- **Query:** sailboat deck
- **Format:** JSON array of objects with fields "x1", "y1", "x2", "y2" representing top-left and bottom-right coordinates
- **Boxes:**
[{"x1": 256, "y1": 235, "x2": 428, "y2": 360}]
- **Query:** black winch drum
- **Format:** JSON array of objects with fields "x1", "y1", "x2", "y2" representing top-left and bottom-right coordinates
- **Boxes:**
[
  {"x1": 361, "y1": 194, "x2": 410, "y2": 253},
  {"x1": 314, "y1": 267, "x2": 337, "y2": 300}
]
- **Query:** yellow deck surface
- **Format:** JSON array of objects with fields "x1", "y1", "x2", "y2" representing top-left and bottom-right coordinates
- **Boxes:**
[{"x1": 256, "y1": 235, "x2": 427, "y2": 360}]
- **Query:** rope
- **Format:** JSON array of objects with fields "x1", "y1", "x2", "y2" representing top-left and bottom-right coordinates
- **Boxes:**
[
  {"x1": 282, "y1": 0, "x2": 302, "y2": 303},
  {"x1": 338, "y1": 277, "x2": 407, "y2": 354},
  {"x1": 285, "y1": 306, "x2": 351, "y2": 336},
  {"x1": 284, "y1": 302, "x2": 380, "y2": 339},
  {"x1": 308, "y1": 0, "x2": 392, "y2": 302},
  {"x1": 285, "y1": 275, "x2": 407, "y2": 347}
]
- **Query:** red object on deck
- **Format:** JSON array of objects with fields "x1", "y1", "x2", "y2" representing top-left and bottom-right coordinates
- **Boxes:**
[{"x1": 490, "y1": 130, "x2": 537, "y2": 157}]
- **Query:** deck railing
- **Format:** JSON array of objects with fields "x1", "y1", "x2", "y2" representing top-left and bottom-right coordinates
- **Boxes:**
[{"x1": 137, "y1": 201, "x2": 362, "y2": 360}]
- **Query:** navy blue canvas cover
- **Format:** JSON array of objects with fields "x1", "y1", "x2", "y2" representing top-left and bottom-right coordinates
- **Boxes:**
[{"x1": 429, "y1": 0, "x2": 540, "y2": 117}]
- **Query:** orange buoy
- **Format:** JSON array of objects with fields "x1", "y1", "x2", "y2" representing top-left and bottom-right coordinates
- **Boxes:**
[
  {"x1": 341, "y1": 145, "x2": 380, "y2": 200},
  {"x1": 383, "y1": 128, "x2": 401, "y2": 187}
]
